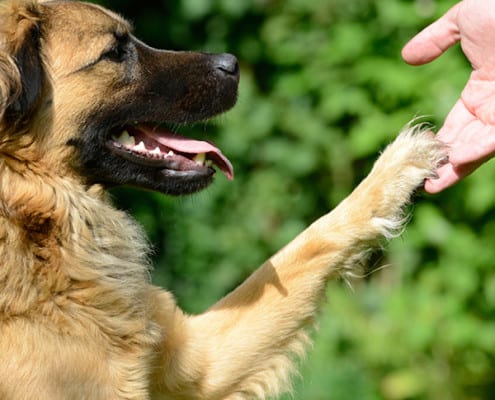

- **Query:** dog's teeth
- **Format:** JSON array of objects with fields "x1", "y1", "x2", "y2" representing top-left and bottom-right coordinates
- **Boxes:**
[
  {"x1": 205, "y1": 160, "x2": 213, "y2": 167},
  {"x1": 121, "y1": 130, "x2": 131, "y2": 141},
  {"x1": 135, "y1": 141, "x2": 146, "y2": 151},
  {"x1": 151, "y1": 147, "x2": 161, "y2": 155},
  {"x1": 165, "y1": 151, "x2": 175, "y2": 158},
  {"x1": 117, "y1": 130, "x2": 136, "y2": 147},
  {"x1": 193, "y1": 153, "x2": 206, "y2": 165}
]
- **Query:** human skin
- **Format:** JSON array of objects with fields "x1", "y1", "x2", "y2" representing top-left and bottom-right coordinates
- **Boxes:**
[{"x1": 402, "y1": 0, "x2": 495, "y2": 193}]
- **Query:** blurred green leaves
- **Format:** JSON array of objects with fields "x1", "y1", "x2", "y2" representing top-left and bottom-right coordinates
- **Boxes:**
[{"x1": 97, "y1": 0, "x2": 495, "y2": 398}]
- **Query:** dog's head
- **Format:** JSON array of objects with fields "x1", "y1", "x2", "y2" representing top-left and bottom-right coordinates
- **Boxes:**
[{"x1": 0, "y1": 0, "x2": 239, "y2": 195}]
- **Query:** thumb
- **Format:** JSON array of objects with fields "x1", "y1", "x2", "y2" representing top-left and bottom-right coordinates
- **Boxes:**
[{"x1": 402, "y1": 3, "x2": 461, "y2": 66}]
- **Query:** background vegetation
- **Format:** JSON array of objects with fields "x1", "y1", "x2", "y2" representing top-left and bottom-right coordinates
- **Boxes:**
[{"x1": 95, "y1": 0, "x2": 495, "y2": 398}]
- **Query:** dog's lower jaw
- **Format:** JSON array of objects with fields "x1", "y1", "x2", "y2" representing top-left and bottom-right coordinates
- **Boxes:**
[{"x1": 71, "y1": 135, "x2": 218, "y2": 196}]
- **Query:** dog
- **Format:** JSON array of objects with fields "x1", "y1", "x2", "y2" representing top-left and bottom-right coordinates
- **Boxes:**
[{"x1": 0, "y1": 0, "x2": 446, "y2": 399}]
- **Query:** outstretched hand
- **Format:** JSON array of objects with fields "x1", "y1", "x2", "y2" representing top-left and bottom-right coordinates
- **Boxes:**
[{"x1": 402, "y1": 0, "x2": 495, "y2": 193}]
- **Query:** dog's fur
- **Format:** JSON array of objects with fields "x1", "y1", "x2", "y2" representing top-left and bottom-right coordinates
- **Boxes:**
[{"x1": 0, "y1": 1, "x2": 446, "y2": 399}]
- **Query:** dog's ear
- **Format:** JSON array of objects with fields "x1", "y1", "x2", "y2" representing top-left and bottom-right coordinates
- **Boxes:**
[{"x1": 0, "y1": 0, "x2": 43, "y2": 125}]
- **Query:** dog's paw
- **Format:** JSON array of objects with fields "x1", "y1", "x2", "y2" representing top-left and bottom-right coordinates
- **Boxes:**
[
  {"x1": 381, "y1": 125, "x2": 446, "y2": 188},
  {"x1": 349, "y1": 125, "x2": 447, "y2": 239}
]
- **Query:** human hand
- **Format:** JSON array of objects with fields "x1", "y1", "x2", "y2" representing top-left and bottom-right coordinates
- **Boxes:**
[{"x1": 402, "y1": 0, "x2": 495, "y2": 193}]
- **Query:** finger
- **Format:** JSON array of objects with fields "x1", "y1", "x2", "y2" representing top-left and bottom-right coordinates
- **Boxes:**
[
  {"x1": 448, "y1": 124, "x2": 495, "y2": 165},
  {"x1": 420, "y1": 101, "x2": 468, "y2": 194},
  {"x1": 436, "y1": 98, "x2": 476, "y2": 145},
  {"x1": 424, "y1": 162, "x2": 462, "y2": 193},
  {"x1": 424, "y1": 159, "x2": 481, "y2": 193},
  {"x1": 438, "y1": 94, "x2": 495, "y2": 166},
  {"x1": 402, "y1": 3, "x2": 461, "y2": 66}
]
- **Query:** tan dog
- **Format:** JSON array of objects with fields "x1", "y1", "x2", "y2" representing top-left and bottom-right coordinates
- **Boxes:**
[{"x1": 0, "y1": 0, "x2": 445, "y2": 399}]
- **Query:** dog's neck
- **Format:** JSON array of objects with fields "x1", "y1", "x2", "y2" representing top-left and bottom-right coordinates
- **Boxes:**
[{"x1": 0, "y1": 164, "x2": 155, "y2": 341}]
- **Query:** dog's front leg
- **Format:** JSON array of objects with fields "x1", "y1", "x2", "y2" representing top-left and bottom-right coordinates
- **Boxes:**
[{"x1": 151, "y1": 128, "x2": 446, "y2": 400}]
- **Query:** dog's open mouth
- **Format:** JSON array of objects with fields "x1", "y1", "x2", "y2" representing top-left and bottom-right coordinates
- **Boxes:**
[{"x1": 107, "y1": 123, "x2": 234, "y2": 180}]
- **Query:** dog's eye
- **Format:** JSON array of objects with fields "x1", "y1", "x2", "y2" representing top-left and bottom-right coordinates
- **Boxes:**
[{"x1": 102, "y1": 44, "x2": 127, "y2": 63}]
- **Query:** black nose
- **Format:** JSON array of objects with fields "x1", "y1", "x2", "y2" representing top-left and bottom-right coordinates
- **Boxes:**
[{"x1": 211, "y1": 53, "x2": 239, "y2": 79}]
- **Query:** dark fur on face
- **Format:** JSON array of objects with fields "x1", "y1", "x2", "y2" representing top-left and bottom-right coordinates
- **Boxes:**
[{"x1": 73, "y1": 49, "x2": 239, "y2": 194}]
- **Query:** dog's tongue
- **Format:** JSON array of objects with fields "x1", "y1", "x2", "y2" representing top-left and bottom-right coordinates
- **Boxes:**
[{"x1": 142, "y1": 125, "x2": 234, "y2": 180}]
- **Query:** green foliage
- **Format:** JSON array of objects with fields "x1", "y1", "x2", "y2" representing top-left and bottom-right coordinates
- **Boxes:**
[{"x1": 100, "y1": 0, "x2": 495, "y2": 398}]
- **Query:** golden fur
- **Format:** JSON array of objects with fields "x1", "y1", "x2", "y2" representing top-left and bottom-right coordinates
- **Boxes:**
[{"x1": 0, "y1": 0, "x2": 446, "y2": 399}]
